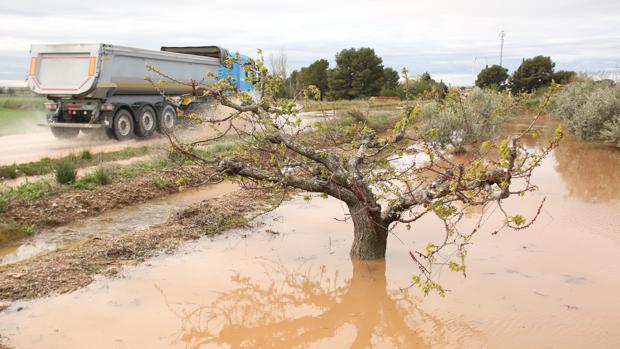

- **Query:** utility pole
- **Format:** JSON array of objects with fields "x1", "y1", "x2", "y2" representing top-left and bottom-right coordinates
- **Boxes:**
[{"x1": 499, "y1": 30, "x2": 506, "y2": 67}]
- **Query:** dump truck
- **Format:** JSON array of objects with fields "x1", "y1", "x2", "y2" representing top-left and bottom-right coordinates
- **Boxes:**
[{"x1": 27, "y1": 44, "x2": 254, "y2": 140}]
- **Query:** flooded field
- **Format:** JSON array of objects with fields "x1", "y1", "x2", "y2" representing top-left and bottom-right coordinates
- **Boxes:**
[{"x1": 0, "y1": 115, "x2": 619, "y2": 348}]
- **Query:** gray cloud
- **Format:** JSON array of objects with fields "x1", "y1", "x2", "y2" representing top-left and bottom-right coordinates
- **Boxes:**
[{"x1": 1, "y1": 0, "x2": 618, "y2": 85}]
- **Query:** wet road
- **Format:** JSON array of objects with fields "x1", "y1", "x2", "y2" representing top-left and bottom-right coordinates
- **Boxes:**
[{"x1": 0, "y1": 110, "x2": 334, "y2": 166}]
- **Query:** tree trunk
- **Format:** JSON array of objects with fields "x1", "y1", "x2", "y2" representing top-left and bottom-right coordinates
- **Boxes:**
[{"x1": 348, "y1": 204, "x2": 389, "y2": 260}]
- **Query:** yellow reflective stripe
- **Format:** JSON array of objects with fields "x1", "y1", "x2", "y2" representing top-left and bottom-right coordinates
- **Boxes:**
[
  {"x1": 29, "y1": 57, "x2": 37, "y2": 76},
  {"x1": 88, "y1": 56, "x2": 96, "y2": 76}
]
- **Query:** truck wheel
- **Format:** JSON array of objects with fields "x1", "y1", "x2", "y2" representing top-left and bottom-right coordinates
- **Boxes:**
[
  {"x1": 135, "y1": 105, "x2": 157, "y2": 138},
  {"x1": 158, "y1": 104, "x2": 177, "y2": 134},
  {"x1": 50, "y1": 127, "x2": 79, "y2": 139},
  {"x1": 112, "y1": 109, "x2": 134, "y2": 141}
]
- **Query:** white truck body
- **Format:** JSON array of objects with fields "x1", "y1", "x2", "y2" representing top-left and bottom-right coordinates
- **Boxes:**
[
  {"x1": 28, "y1": 44, "x2": 220, "y2": 98},
  {"x1": 26, "y1": 43, "x2": 248, "y2": 140}
]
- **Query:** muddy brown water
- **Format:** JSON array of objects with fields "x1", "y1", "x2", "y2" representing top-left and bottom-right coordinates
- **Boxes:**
[
  {"x1": 0, "y1": 181, "x2": 238, "y2": 265},
  {"x1": 0, "y1": 115, "x2": 620, "y2": 348}
]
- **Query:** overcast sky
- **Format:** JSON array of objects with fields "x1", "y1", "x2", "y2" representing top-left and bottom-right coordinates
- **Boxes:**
[{"x1": 0, "y1": 0, "x2": 618, "y2": 85}]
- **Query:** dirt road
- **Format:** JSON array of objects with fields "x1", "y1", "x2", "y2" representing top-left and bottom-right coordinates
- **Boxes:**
[{"x1": 0, "y1": 110, "x2": 333, "y2": 166}]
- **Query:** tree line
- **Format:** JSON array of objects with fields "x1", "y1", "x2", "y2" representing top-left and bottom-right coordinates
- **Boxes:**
[
  {"x1": 277, "y1": 48, "x2": 447, "y2": 101},
  {"x1": 475, "y1": 55, "x2": 576, "y2": 93},
  {"x1": 275, "y1": 49, "x2": 575, "y2": 101}
]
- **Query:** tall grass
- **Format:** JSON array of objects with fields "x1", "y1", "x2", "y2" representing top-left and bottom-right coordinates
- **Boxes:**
[{"x1": 54, "y1": 160, "x2": 77, "y2": 184}]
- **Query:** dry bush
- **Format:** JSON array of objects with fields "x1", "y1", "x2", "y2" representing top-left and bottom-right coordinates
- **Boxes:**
[{"x1": 551, "y1": 80, "x2": 620, "y2": 147}]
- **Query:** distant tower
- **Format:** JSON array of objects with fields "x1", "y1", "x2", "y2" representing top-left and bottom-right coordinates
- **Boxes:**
[{"x1": 499, "y1": 30, "x2": 506, "y2": 67}]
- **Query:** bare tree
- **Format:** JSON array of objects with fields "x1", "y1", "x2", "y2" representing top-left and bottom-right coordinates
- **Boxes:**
[
  {"x1": 148, "y1": 52, "x2": 561, "y2": 292},
  {"x1": 268, "y1": 49, "x2": 288, "y2": 80}
]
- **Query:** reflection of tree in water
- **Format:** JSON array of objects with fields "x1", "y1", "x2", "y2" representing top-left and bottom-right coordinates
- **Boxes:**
[
  {"x1": 164, "y1": 259, "x2": 472, "y2": 349},
  {"x1": 553, "y1": 136, "x2": 620, "y2": 202}
]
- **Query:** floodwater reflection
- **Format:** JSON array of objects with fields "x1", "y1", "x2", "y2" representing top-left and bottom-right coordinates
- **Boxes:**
[
  {"x1": 166, "y1": 259, "x2": 461, "y2": 349},
  {"x1": 503, "y1": 114, "x2": 620, "y2": 203},
  {"x1": 553, "y1": 135, "x2": 620, "y2": 202}
]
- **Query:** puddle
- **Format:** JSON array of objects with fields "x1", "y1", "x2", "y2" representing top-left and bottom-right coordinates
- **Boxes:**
[
  {"x1": 0, "y1": 181, "x2": 238, "y2": 265},
  {"x1": 1, "y1": 115, "x2": 620, "y2": 348}
]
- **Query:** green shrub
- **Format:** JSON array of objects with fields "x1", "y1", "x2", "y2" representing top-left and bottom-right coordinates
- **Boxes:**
[
  {"x1": 22, "y1": 224, "x2": 37, "y2": 236},
  {"x1": 80, "y1": 150, "x2": 93, "y2": 160},
  {"x1": 417, "y1": 88, "x2": 514, "y2": 152},
  {"x1": 73, "y1": 167, "x2": 112, "y2": 189},
  {"x1": 8, "y1": 181, "x2": 51, "y2": 201},
  {"x1": 551, "y1": 80, "x2": 620, "y2": 147},
  {"x1": 0, "y1": 195, "x2": 8, "y2": 213},
  {"x1": 0, "y1": 164, "x2": 18, "y2": 179},
  {"x1": 54, "y1": 159, "x2": 77, "y2": 184},
  {"x1": 152, "y1": 177, "x2": 172, "y2": 190}
]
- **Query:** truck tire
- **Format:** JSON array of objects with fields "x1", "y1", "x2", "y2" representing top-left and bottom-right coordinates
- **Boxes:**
[
  {"x1": 112, "y1": 109, "x2": 134, "y2": 141},
  {"x1": 50, "y1": 127, "x2": 79, "y2": 139},
  {"x1": 135, "y1": 105, "x2": 157, "y2": 138},
  {"x1": 157, "y1": 104, "x2": 177, "y2": 134}
]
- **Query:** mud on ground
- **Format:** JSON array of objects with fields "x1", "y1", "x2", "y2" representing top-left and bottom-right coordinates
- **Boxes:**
[
  {"x1": 1, "y1": 165, "x2": 217, "y2": 229},
  {"x1": 0, "y1": 188, "x2": 281, "y2": 302}
]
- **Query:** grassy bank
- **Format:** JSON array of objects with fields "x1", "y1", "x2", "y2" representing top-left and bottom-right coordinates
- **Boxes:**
[
  {"x1": 0, "y1": 145, "x2": 152, "y2": 180},
  {"x1": 0, "y1": 141, "x2": 239, "y2": 246},
  {"x1": 0, "y1": 108, "x2": 45, "y2": 135},
  {"x1": 0, "y1": 96, "x2": 46, "y2": 110},
  {"x1": 0, "y1": 96, "x2": 46, "y2": 135},
  {"x1": 301, "y1": 99, "x2": 403, "y2": 112}
]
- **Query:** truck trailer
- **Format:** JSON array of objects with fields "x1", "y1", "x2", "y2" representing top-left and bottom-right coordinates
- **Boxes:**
[{"x1": 27, "y1": 44, "x2": 253, "y2": 140}]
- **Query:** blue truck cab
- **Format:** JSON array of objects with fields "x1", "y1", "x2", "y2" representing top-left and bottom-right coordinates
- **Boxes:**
[{"x1": 160, "y1": 46, "x2": 254, "y2": 91}]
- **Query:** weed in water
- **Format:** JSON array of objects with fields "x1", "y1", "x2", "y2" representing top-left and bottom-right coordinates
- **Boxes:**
[
  {"x1": 21, "y1": 224, "x2": 37, "y2": 237},
  {"x1": 54, "y1": 159, "x2": 77, "y2": 184}
]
